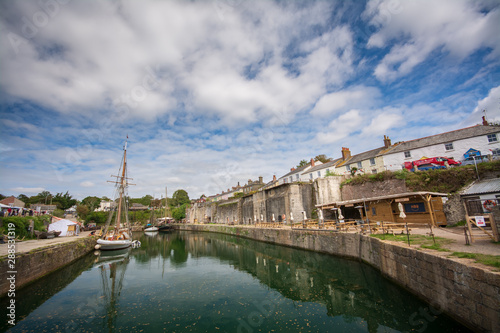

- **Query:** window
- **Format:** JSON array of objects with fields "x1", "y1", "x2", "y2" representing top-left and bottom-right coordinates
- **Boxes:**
[
  {"x1": 326, "y1": 168, "x2": 330, "y2": 174},
  {"x1": 317, "y1": 171, "x2": 321, "y2": 177},
  {"x1": 296, "y1": 174, "x2": 299, "y2": 180},
  {"x1": 357, "y1": 162, "x2": 362, "y2": 168},
  {"x1": 371, "y1": 207, "x2": 376, "y2": 216},
  {"x1": 445, "y1": 142, "x2": 454, "y2": 151},
  {"x1": 309, "y1": 173, "x2": 313, "y2": 179},
  {"x1": 370, "y1": 158, "x2": 375, "y2": 165},
  {"x1": 492, "y1": 148, "x2": 500, "y2": 157},
  {"x1": 372, "y1": 169, "x2": 377, "y2": 174},
  {"x1": 289, "y1": 176, "x2": 293, "y2": 183},
  {"x1": 346, "y1": 165, "x2": 351, "y2": 172},
  {"x1": 404, "y1": 151, "x2": 411, "y2": 158},
  {"x1": 487, "y1": 133, "x2": 498, "y2": 142}
]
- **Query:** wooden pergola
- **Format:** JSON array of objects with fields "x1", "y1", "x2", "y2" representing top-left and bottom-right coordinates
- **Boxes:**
[{"x1": 316, "y1": 191, "x2": 449, "y2": 227}]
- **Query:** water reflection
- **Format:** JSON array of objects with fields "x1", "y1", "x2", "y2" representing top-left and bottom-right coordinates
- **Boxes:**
[{"x1": 2, "y1": 231, "x2": 470, "y2": 333}]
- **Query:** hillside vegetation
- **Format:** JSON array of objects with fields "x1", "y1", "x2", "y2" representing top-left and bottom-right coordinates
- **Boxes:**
[{"x1": 341, "y1": 160, "x2": 500, "y2": 194}]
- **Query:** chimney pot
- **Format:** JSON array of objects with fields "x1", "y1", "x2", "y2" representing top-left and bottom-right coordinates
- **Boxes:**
[
  {"x1": 273, "y1": 175, "x2": 276, "y2": 182},
  {"x1": 482, "y1": 115, "x2": 488, "y2": 126},
  {"x1": 383, "y1": 135, "x2": 391, "y2": 148},
  {"x1": 341, "y1": 147, "x2": 351, "y2": 161}
]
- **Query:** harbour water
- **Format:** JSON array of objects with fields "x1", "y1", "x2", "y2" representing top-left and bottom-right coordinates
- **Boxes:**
[{"x1": 2, "y1": 231, "x2": 471, "y2": 332}]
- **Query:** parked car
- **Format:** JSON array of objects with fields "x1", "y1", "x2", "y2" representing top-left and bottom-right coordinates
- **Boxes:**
[
  {"x1": 403, "y1": 157, "x2": 461, "y2": 171},
  {"x1": 461, "y1": 155, "x2": 490, "y2": 166}
]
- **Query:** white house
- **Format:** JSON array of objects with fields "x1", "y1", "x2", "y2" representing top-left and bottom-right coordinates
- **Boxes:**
[
  {"x1": 303, "y1": 158, "x2": 342, "y2": 180},
  {"x1": 382, "y1": 122, "x2": 500, "y2": 171},
  {"x1": 335, "y1": 136, "x2": 394, "y2": 175},
  {"x1": 278, "y1": 158, "x2": 322, "y2": 184}
]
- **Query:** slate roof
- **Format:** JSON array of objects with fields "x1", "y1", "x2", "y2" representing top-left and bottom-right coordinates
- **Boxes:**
[
  {"x1": 385, "y1": 125, "x2": 500, "y2": 154},
  {"x1": 304, "y1": 158, "x2": 340, "y2": 173},
  {"x1": 462, "y1": 178, "x2": 500, "y2": 195},
  {"x1": 280, "y1": 162, "x2": 315, "y2": 178}
]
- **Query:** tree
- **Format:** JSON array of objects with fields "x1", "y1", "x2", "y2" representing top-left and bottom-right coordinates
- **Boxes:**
[
  {"x1": 76, "y1": 205, "x2": 89, "y2": 220},
  {"x1": 296, "y1": 159, "x2": 308, "y2": 168},
  {"x1": 38, "y1": 191, "x2": 52, "y2": 204},
  {"x1": 150, "y1": 199, "x2": 161, "y2": 209},
  {"x1": 17, "y1": 194, "x2": 30, "y2": 204},
  {"x1": 81, "y1": 196, "x2": 101, "y2": 212},
  {"x1": 52, "y1": 191, "x2": 77, "y2": 210},
  {"x1": 314, "y1": 154, "x2": 332, "y2": 163},
  {"x1": 172, "y1": 203, "x2": 187, "y2": 221},
  {"x1": 171, "y1": 190, "x2": 190, "y2": 207}
]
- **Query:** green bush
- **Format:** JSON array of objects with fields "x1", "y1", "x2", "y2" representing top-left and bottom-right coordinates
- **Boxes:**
[
  {"x1": 53, "y1": 209, "x2": 65, "y2": 218},
  {"x1": 1, "y1": 216, "x2": 49, "y2": 239},
  {"x1": 85, "y1": 211, "x2": 110, "y2": 225}
]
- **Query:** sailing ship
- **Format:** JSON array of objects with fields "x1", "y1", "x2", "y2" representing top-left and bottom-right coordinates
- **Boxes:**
[
  {"x1": 96, "y1": 139, "x2": 135, "y2": 251},
  {"x1": 158, "y1": 186, "x2": 173, "y2": 232}
]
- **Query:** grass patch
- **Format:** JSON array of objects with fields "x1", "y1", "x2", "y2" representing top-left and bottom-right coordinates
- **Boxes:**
[
  {"x1": 371, "y1": 234, "x2": 453, "y2": 251},
  {"x1": 450, "y1": 252, "x2": 500, "y2": 270}
]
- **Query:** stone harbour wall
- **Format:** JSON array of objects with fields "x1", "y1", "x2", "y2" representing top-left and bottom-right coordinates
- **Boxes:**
[
  {"x1": 176, "y1": 224, "x2": 500, "y2": 333},
  {"x1": 0, "y1": 237, "x2": 97, "y2": 297}
]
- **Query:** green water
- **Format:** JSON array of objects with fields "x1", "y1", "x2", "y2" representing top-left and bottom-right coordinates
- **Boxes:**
[{"x1": 2, "y1": 231, "x2": 471, "y2": 332}]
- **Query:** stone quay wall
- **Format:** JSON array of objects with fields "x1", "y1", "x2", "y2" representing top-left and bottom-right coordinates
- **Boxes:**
[
  {"x1": 0, "y1": 237, "x2": 97, "y2": 297},
  {"x1": 176, "y1": 224, "x2": 500, "y2": 333}
]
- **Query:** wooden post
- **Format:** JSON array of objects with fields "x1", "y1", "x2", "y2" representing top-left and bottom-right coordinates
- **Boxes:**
[
  {"x1": 423, "y1": 194, "x2": 436, "y2": 227},
  {"x1": 488, "y1": 213, "x2": 500, "y2": 242},
  {"x1": 466, "y1": 215, "x2": 475, "y2": 243}
]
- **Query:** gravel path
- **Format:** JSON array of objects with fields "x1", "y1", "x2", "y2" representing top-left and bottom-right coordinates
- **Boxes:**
[{"x1": 409, "y1": 226, "x2": 499, "y2": 256}]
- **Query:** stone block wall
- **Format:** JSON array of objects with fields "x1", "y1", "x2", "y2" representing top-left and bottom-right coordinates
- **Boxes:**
[
  {"x1": 341, "y1": 178, "x2": 406, "y2": 201},
  {"x1": 0, "y1": 237, "x2": 97, "y2": 297}
]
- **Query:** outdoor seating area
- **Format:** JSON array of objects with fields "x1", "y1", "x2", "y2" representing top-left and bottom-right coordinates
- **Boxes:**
[{"x1": 192, "y1": 219, "x2": 438, "y2": 237}]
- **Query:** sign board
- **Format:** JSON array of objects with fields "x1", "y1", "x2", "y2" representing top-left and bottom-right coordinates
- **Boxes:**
[
  {"x1": 345, "y1": 204, "x2": 354, "y2": 207},
  {"x1": 395, "y1": 198, "x2": 410, "y2": 202},
  {"x1": 475, "y1": 216, "x2": 486, "y2": 227}
]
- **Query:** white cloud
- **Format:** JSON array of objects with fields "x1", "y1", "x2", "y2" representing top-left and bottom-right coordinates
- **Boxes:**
[
  {"x1": 360, "y1": 108, "x2": 404, "y2": 136},
  {"x1": 10, "y1": 187, "x2": 45, "y2": 194},
  {"x1": 364, "y1": 0, "x2": 500, "y2": 82},
  {"x1": 310, "y1": 86, "x2": 381, "y2": 116},
  {"x1": 468, "y1": 85, "x2": 500, "y2": 124},
  {"x1": 316, "y1": 109, "x2": 364, "y2": 143}
]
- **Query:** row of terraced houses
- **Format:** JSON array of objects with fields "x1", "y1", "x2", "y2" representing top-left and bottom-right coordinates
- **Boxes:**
[{"x1": 205, "y1": 119, "x2": 500, "y2": 202}]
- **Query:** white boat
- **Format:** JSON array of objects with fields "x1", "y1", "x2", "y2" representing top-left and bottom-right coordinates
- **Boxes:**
[
  {"x1": 144, "y1": 226, "x2": 159, "y2": 232},
  {"x1": 97, "y1": 139, "x2": 135, "y2": 251}
]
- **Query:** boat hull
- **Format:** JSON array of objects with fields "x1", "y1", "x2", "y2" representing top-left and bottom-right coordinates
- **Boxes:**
[
  {"x1": 144, "y1": 227, "x2": 159, "y2": 232},
  {"x1": 97, "y1": 239, "x2": 132, "y2": 251}
]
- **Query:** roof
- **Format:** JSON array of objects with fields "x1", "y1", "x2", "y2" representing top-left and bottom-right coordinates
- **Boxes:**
[
  {"x1": 462, "y1": 178, "x2": 500, "y2": 196},
  {"x1": 386, "y1": 125, "x2": 500, "y2": 154},
  {"x1": 280, "y1": 162, "x2": 315, "y2": 178},
  {"x1": 317, "y1": 191, "x2": 448, "y2": 208},
  {"x1": 346, "y1": 146, "x2": 390, "y2": 164},
  {"x1": 306, "y1": 158, "x2": 342, "y2": 173}
]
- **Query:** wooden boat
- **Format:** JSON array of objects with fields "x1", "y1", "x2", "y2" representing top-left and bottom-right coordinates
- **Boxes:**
[
  {"x1": 158, "y1": 224, "x2": 173, "y2": 232},
  {"x1": 96, "y1": 139, "x2": 135, "y2": 251}
]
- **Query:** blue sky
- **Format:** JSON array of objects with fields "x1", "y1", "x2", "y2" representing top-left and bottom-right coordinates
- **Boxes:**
[{"x1": 1, "y1": 0, "x2": 500, "y2": 200}]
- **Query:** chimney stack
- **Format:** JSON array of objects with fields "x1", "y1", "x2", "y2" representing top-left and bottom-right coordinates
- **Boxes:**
[
  {"x1": 383, "y1": 135, "x2": 391, "y2": 148},
  {"x1": 341, "y1": 147, "x2": 351, "y2": 161},
  {"x1": 259, "y1": 176, "x2": 263, "y2": 183},
  {"x1": 482, "y1": 116, "x2": 488, "y2": 126},
  {"x1": 290, "y1": 167, "x2": 295, "y2": 172},
  {"x1": 310, "y1": 158, "x2": 315, "y2": 167},
  {"x1": 272, "y1": 175, "x2": 276, "y2": 182}
]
